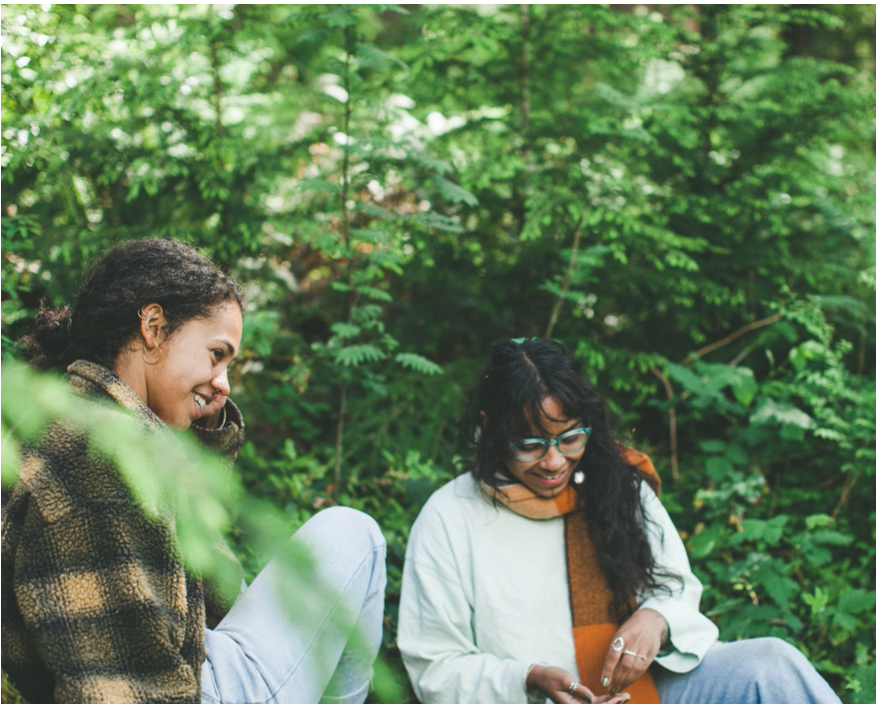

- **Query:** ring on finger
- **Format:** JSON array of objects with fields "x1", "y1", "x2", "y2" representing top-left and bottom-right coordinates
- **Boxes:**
[
  {"x1": 569, "y1": 681, "x2": 580, "y2": 695},
  {"x1": 622, "y1": 648, "x2": 648, "y2": 661},
  {"x1": 610, "y1": 636, "x2": 625, "y2": 652}
]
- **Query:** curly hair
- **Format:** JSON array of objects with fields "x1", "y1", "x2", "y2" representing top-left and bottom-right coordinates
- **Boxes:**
[
  {"x1": 22, "y1": 238, "x2": 245, "y2": 373},
  {"x1": 459, "y1": 337, "x2": 676, "y2": 622}
]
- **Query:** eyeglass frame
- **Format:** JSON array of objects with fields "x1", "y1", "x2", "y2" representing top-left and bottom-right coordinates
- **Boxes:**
[{"x1": 507, "y1": 426, "x2": 593, "y2": 462}]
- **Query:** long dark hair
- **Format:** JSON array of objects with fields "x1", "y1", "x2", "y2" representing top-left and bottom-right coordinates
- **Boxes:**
[
  {"x1": 22, "y1": 238, "x2": 245, "y2": 373},
  {"x1": 460, "y1": 337, "x2": 675, "y2": 622}
]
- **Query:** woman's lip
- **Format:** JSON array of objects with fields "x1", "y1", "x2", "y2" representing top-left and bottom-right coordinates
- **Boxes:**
[
  {"x1": 193, "y1": 392, "x2": 211, "y2": 419},
  {"x1": 532, "y1": 469, "x2": 567, "y2": 487}
]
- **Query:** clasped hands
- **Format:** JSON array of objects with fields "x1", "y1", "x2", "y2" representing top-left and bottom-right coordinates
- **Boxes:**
[{"x1": 525, "y1": 608, "x2": 668, "y2": 703}]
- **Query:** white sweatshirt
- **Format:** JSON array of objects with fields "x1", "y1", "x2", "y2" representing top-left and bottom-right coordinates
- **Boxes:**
[{"x1": 398, "y1": 473, "x2": 719, "y2": 704}]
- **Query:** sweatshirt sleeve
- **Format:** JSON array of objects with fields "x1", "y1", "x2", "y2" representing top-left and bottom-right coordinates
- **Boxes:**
[
  {"x1": 637, "y1": 482, "x2": 720, "y2": 672},
  {"x1": 398, "y1": 498, "x2": 534, "y2": 704},
  {"x1": 10, "y1": 430, "x2": 203, "y2": 704},
  {"x1": 189, "y1": 398, "x2": 245, "y2": 462}
]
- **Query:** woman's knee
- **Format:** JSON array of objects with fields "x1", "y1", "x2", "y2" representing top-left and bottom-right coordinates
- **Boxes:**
[
  {"x1": 304, "y1": 506, "x2": 386, "y2": 552},
  {"x1": 748, "y1": 637, "x2": 804, "y2": 662},
  {"x1": 720, "y1": 637, "x2": 810, "y2": 679}
]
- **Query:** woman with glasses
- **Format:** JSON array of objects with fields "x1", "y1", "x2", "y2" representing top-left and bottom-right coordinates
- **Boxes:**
[{"x1": 398, "y1": 337, "x2": 840, "y2": 704}]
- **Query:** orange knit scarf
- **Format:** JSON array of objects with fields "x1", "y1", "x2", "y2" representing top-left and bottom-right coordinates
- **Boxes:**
[{"x1": 481, "y1": 448, "x2": 661, "y2": 703}]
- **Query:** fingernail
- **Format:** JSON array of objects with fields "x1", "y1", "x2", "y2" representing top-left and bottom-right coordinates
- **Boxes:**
[
  {"x1": 610, "y1": 688, "x2": 617, "y2": 696},
  {"x1": 602, "y1": 677, "x2": 609, "y2": 687},
  {"x1": 585, "y1": 696, "x2": 593, "y2": 704}
]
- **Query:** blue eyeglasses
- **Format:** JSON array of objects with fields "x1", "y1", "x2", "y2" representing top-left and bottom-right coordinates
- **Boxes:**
[{"x1": 508, "y1": 427, "x2": 592, "y2": 462}]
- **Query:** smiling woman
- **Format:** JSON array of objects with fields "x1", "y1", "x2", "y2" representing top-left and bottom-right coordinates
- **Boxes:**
[
  {"x1": 398, "y1": 337, "x2": 842, "y2": 704},
  {"x1": 3, "y1": 238, "x2": 386, "y2": 704},
  {"x1": 22, "y1": 238, "x2": 247, "y2": 434},
  {"x1": 113, "y1": 300, "x2": 243, "y2": 431}
]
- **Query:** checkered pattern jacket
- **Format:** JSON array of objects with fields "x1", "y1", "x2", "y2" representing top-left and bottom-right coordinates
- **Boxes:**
[{"x1": 1, "y1": 361, "x2": 245, "y2": 704}]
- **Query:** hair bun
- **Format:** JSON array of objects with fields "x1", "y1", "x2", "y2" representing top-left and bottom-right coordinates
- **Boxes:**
[{"x1": 21, "y1": 300, "x2": 74, "y2": 372}]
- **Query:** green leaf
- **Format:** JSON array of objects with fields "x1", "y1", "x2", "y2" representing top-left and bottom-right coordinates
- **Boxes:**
[
  {"x1": 358, "y1": 44, "x2": 409, "y2": 71},
  {"x1": 330, "y1": 322, "x2": 361, "y2": 339},
  {"x1": 334, "y1": 344, "x2": 386, "y2": 367},
  {"x1": 395, "y1": 353, "x2": 443, "y2": 375},
  {"x1": 699, "y1": 439, "x2": 727, "y2": 453},
  {"x1": 322, "y1": 7, "x2": 357, "y2": 28},
  {"x1": 751, "y1": 399, "x2": 814, "y2": 430},
  {"x1": 732, "y1": 516, "x2": 789, "y2": 546},
  {"x1": 729, "y1": 367, "x2": 757, "y2": 407},
  {"x1": 837, "y1": 589, "x2": 876, "y2": 615},
  {"x1": 687, "y1": 523, "x2": 726, "y2": 559},
  {"x1": 357, "y1": 285, "x2": 393, "y2": 302},
  {"x1": 431, "y1": 175, "x2": 478, "y2": 206},
  {"x1": 705, "y1": 456, "x2": 735, "y2": 482},
  {"x1": 805, "y1": 514, "x2": 832, "y2": 530}
]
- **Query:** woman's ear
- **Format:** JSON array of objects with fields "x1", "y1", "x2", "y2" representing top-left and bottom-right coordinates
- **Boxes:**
[{"x1": 138, "y1": 303, "x2": 168, "y2": 348}]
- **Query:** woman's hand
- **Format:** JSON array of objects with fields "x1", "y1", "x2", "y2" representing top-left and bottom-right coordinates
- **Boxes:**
[
  {"x1": 600, "y1": 607, "x2": 669, "y2": 695},
  {"x1": 527, "y1": 664, "x2": 631, "y2": 704}
]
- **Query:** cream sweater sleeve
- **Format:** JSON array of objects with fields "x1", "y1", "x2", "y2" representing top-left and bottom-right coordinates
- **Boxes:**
[
  {"x1": 637, "y1": 482, "x2": 720, "y2": 672},
  {"x1": 398, "y1": 493, "x2": 532, "y2": 704}
]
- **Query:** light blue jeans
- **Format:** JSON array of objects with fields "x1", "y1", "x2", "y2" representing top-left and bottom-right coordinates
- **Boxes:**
[
  {"x1": 653, "y1": 638, "x2": 843, "y2": 704},
  {"x1": 201, "y1": 507, "x2": 387, "y2": 704}
]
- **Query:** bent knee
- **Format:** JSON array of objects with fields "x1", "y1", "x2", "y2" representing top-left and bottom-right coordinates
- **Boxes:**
[
  {"x1": 749, "y1": 637, "x2": 804, "y2": 662},
  {"x1": 729, "y1": 637, "x2": 809, "y2": 679},
  {"x1": 313, "y1": 506, "x2": 386, "y2": 550}
]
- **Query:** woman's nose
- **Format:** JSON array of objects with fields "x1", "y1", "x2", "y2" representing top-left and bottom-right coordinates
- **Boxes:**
[
  {"x1": 540, "y1": 444, "x2": 564, "y2": 470},
  {"x1": 212, "y1": 369, "x2": 230, "y2": 396}
]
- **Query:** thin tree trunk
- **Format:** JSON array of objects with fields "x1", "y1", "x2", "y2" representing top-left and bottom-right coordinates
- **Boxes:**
[
  {"x1": 517, "y1": 3, "x2": 532, "y2": 236},
  {"x1": 333, "y1": 384, "x2": 347, "y2": 500},
  {"x1": 545, "y1": 218, "x2": 584, "y2": 338},
  {"x1": 651, "y1": 367, "x2": 680, "y2": 483},
  {"x1": 333, "y1": 23, "x2": 356, "y2": 502}
]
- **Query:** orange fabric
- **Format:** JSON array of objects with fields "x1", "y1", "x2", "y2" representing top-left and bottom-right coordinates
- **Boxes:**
[
  {"x1": 481, "y1": 444, "x2": 662, "y2": 702},
  {"x1": 621, "y1": 445, "x2": 661, "y2": 496},
  {"x1": 483, "y1": 480, "x2": 579, "y2": 518},
  {"x1": 566, "y1": 510, "x2": 660, "y2": 704},
  {"x1": 572, "y1": 624, "x2": 661, "y2": 703}
]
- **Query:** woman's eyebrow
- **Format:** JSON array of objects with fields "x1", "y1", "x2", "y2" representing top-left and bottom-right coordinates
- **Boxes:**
[
  {"x1": 526, "y1": 419, "x2": 581, "y2": 436},
  {"x1": 214, "y1": 339, "x2": 238, "y2": 359}
]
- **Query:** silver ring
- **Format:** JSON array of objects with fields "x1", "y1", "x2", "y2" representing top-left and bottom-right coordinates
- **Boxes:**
[
  {"x1": 610, "y1": 636, "x2": 624, "y2": 652},
  {"x1": 569, "y1": 681, "x2": 580, "y2": 695},
  {"x1": 622, "y1": 648, "x2": 648, "y2": 661}
]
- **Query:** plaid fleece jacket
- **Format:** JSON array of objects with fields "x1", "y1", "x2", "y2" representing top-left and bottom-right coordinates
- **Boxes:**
[{"x1": 1, "y1": 361, "x2": 245, "y2": 704}]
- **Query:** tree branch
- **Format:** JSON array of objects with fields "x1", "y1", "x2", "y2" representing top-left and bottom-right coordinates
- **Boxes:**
[
  {"x1": 651, "y1": 367, "x2": 680, "y2": 482},
  {"x1": 832, "y1": 470, "x2": 860, "y2": 520},
  {"x1": 682, "y1": 313, "x2": 782, "y2": 366}
]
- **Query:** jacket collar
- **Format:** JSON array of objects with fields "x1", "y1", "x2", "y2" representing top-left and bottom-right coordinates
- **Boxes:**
[{"x1": 66, "y1": 360, "x2": 167, "y2": 431}]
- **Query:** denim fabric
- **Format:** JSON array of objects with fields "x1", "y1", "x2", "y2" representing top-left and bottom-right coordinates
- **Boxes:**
[
  {"x1": 200, "y1": 507, "x2": 387, "y2": 704},
  {"x1": 653, "y1": 638, "x2": 842, "y2": 704}
]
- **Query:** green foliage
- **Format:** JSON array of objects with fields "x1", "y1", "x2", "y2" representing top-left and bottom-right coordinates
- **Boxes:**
[{"x1": 3, "y1": 4, "x2": 875, "y2": 700}]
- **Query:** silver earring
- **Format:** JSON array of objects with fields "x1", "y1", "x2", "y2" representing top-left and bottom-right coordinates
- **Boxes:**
[
  {"x1": 142, "y1": 341, "x2": 162, "y2": 365},
  {"x1": 573, "y1": 470, "x2": 585, "y2": 485}
]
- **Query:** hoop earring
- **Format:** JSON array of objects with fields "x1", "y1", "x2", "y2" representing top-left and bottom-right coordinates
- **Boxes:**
[{"x1": 142, "y1": 342, "x2": 162, "y2": 365}]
